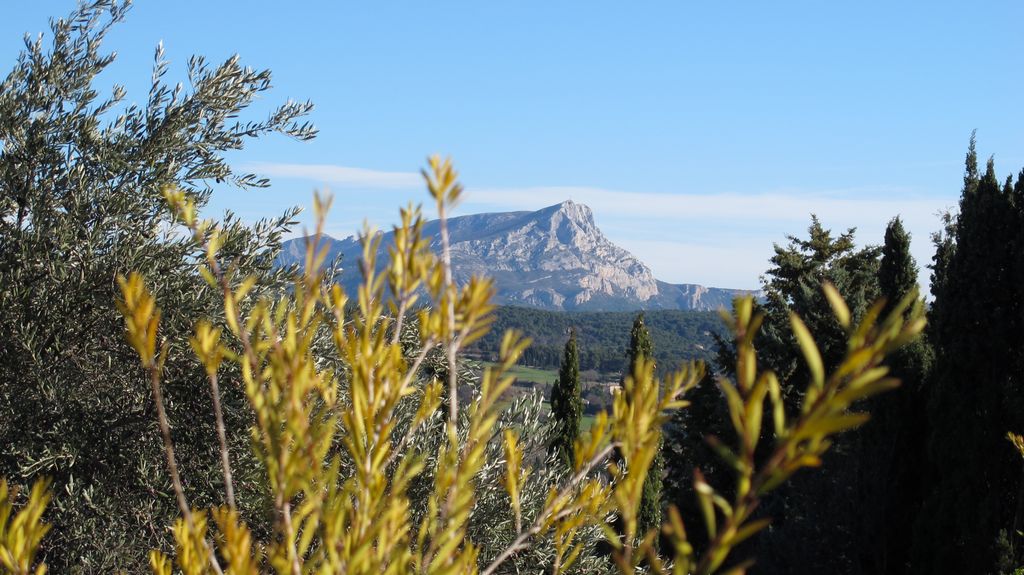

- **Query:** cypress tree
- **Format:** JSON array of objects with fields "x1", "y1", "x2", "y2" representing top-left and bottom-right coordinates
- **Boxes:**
[
  {"x1": 549, "y1": 329, "x2": 581, "y2": 468},
  {"x1": 878, "y1": 217, "x2": 920, "y2": 316},
  {"x1": 625, "y1": 313, "x2": 663, "y2": 541},
  {"x1": 913, "y1": 136, "x2": 1024, "y2": 573},
  {"x1": 626, "y1": 313, "x2": 654, "y2": 376},
  {"x1": 860, "y1": 217, "x2": 932, "y2": 574}
]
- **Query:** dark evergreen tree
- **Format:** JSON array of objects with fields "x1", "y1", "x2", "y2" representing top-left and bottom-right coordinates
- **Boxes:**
[
  {"x1": 626, "y1": 313, "x2": 654, "y2": 376},
  {"x1": 625, "y1": 313, "x2": 663, "y2": 542},
  {"x1": 913, "y1": 136, "x2": 1024, "y2": 574},
  {"x1": 746, "y1": 218, "x2": 881, "y2": 574},
  {"x1": 858, "y1": 217, "x2": 932, "y2": 575},
  {"x1": 663, "y1": 338, "x2": 734, "y2": 555},
  {"x1": 549, "y1": 329, "x2": 581, "y2": 468},
  {"x1": 878, "y1": 217, "x2": 921, "y2": 317}
]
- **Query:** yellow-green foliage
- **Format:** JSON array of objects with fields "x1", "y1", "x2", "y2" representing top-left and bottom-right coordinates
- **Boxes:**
[
  {"x1": 0, "y1": 478, "x2": 51, "y2": 575},
  {"x1": 101, "y1": 157, "x2": 924, "y2": 574}
]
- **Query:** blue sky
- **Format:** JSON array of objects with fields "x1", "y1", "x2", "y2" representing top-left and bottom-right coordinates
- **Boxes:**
[{"x1": 5, "y1": 2, "x2": 1024, "y2": 289}]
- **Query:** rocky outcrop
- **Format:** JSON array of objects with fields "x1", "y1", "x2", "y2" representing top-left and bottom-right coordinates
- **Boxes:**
[{"x1": 277, "y1": 201, "x2": 755, "y2": 311}]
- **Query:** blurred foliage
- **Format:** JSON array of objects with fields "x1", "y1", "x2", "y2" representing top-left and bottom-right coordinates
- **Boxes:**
[{"x1": 0, "y1": 479, "x2": 52, "y2": 575}]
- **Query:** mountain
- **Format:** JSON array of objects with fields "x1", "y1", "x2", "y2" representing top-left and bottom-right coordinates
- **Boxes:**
[{"x1": 277, "y1": 200, "x2": 756, "y2": 311}]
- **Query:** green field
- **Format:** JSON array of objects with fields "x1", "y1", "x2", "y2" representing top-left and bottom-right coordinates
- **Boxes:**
[
  {"x1": 483, "y1": 362, "x2": 602, "y2": 432},
  {"x1": 484, "y1": 362, "x2": 558, "y2": 385},
  {"x1": 581, "y1": 414, "x2": 597, "y2": 432},
  {"x1": 507, "y1": 364, "x2": 558, "y2": 384}
]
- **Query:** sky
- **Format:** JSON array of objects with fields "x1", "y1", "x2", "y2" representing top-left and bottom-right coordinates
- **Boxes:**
[{"x1": 4, "y1": 1, "x2": 1024, "y2": 289}]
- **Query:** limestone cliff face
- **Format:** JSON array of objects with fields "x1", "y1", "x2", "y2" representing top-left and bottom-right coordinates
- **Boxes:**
[
  {"x1": 444, "y1": 201, "x2": 660, "y2": 308},
  {"x1": 278, "y1": 200, "x2": 753, "y2": 311}
]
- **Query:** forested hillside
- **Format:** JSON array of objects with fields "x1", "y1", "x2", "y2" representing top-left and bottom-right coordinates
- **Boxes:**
[{"x1": 467, "y1": 306, "x2": 724, "y2": 373}]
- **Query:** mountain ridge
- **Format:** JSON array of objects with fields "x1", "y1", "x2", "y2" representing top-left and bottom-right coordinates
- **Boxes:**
[{"x1": 278, "y1": 200, "x2": 757, "y2": 311}]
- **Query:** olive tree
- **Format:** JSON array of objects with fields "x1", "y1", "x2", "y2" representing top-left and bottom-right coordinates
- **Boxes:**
[{"x1": 0, "y1": 2, "x2": 314, "y2": 570}]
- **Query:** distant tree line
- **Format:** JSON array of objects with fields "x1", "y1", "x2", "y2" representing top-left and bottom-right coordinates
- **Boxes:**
[{"x1": 470, "y1": 306, "x2": 723, "y2": 374}]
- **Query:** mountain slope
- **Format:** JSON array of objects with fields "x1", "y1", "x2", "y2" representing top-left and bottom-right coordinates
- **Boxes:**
[{"x1": 278, "y1": 200, "x2": 755, "y2": 311}]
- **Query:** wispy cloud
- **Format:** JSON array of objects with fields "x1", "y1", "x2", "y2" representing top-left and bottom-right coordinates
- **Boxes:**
[
  {"x1": 463, "y1": 185, "x2": 954, "y2": 233},
  {"x1": 243, "y1": 162, "x2": 421, "y2": 189},
  {"x1": 614, "y1": 238, "x2": 777, "y2": 290}
]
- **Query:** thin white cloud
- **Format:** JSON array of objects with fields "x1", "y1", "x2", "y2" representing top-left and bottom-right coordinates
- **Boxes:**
[
  {"x1": 244, "y1": 162, "x2": 421, "y2": 189},
  {"x1": 463, "y1": 185, "x2": 953, "y2": 233},
  {"x1": 615, "y1": 238, "x2": 775, "y2": 290}
]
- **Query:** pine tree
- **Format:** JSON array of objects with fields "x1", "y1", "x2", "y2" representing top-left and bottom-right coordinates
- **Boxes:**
[
  {"x1": 549, "y1": 329, "x2": 581, "y2": 468},
  {"x1": 913, "y1": 137, "x2": 1024, "y2": 574},
  {"x1": 743, "y1": 217, "x2": 882, "y2": 573},
  {"x1": 758, "y1": 216, "x2": 882, "y2": 386},
  {"x1": 625, "y1": 313, "x2": 663, "y2": 541}
]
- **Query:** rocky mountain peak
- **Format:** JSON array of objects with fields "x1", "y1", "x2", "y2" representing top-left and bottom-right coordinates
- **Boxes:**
[
  {"x1": 528, "y1": 200, "x2": 599, "y2": 244},
  {"x1": 539, "y1": 199, "x2": 593, "y2": 222},
  {"x1": 277, "y1": 201, "x2": 754, "y2": 311}
]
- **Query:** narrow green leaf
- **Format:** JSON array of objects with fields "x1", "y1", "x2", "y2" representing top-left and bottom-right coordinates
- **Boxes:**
[
  {"x1": 822, "y1": 281, "x2": 850, "y2": 329},
  {"x1": 732, "y1": 518, "x2": 771, "y2": 546},
  {"x1": 794, "y1": 413, "x2": 870, "y2": 440},
  {"x1": 789, "y1": 312, "x2": 824, "y2": 389}
]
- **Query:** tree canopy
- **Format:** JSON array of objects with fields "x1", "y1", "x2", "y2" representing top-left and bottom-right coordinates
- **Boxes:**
[
  {"x1": 914, "y1": 135, "x2": 1024, "y2": 574},
  {"x1": 0, "y1": 2, "x2": 314, "y2": 569}
]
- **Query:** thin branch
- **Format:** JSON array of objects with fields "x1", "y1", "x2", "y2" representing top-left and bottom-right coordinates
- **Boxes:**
[
  {"x1": 436, "y1": 198, "x2": 459, "y2": 424},
  {"x1": 147, "y1": 351, "x2": 191, "y2": 521},
  {"x1": 391, "y1": 296, "x2": 409, "y2": 346},
  {"x1": 206, "y1": 370, "x2": 236, "y2": 509},
  {"x1": 147, "y1": 350, "x2": 225, "y2": 575},
  {"x1": 280, "y1": 498, "x2": 302, "y2": 575}
]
